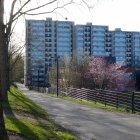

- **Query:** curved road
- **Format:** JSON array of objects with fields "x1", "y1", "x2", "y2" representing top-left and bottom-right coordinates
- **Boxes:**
[{"x1": 17, "y1": 84, "x2": 140, "y2": 140}]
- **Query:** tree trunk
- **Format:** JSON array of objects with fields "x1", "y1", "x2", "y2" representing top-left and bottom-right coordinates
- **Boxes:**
[
  {"x1": 0, "y1": 104, "x2": 9, "y2": 140},
  {"x1": 0, "y1": 0, "x2": 9, "y2": 138},
  {"x1": 0, "y1": 0, "x2": 8, "y2": 101}
]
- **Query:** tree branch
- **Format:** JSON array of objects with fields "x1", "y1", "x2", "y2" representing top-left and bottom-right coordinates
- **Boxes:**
[
  {"x1": 12, "y1": 0, "x2": 31, "y2": 21},
  {"x1": 20, "y1": 1, "x2": 73, "y2": 15},
  {"x1": 5, "y1": 0, "x2": 18, "y2": 44},
  {"x1": 9, "y1": 44, "x2": 24, "y2": 58},
  {"x1": 22, "y1": 0, "x2": 57, "y2": 14},
  {"x1": 10, "y1": 46, "x2": 24, "y2": 71}
]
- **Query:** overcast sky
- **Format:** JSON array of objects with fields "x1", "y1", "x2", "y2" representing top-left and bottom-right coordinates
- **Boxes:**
[
  {"x1": 48, "y1": 0, "x2": 140, "y2": 32},
  {"x1": 7, "y1": 0, "x2": 140, "y2": 40},
  {"x1": 21, "y1": 0, "x2": 140, "y2": 31}
]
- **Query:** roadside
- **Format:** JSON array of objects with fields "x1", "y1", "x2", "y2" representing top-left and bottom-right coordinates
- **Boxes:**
[
  {"x1": 17, "y1": 83, "x2": 140, "y2": 140},
  {"x1": 3, "y1": 85, "x2": 79, "y2": 140}
]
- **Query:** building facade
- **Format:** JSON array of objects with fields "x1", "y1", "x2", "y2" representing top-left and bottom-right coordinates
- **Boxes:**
[
  {"x1": 74, "y1": 24, "x2": 108, "y2": 62},
  {"x1": 75, "y1": 25, "x2": 140, "y2": 68},
  {"x1": 25, "y1": 20, "x2": 46, "y2": 87},
  {"x1": 25, "y1": 18, "x2": 74, "y2": 86},
  {"x1": 25, "y1": 18, "x2": 140, "y2": 87}
]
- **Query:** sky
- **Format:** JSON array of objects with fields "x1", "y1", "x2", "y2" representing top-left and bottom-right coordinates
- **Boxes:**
[
  {"x1": 5, "y1": 0, "x2": 140, "y2": 40},
  {"x1": 23, "y1": 0, "x2": 140, "y2": 31},
  {"x1": 51, "y1": 0, "x2": 140, "y2": 32}
]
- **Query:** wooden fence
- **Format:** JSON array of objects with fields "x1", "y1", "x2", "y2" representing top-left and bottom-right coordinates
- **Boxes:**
[{"x1": 59, "y1": 88, "x2": 140, "y2": 113}]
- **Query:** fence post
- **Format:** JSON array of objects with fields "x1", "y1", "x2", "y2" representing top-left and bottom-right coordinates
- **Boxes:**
[
  {"x1": 132, "y1": 92, "x2": 135, "y2": 113},
  {"x1": 105, "y1": 91, "x2": 106, "y2": 107},
  {"x1": 94, "y1": 89, "x2": 97, "y2": 104},
  {"x1": 116, "y1": 92, "x2": 118, "y2": 109}
]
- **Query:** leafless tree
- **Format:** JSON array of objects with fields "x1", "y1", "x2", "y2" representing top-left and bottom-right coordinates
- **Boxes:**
[
  {"x1": 57, "y1": 55, "x2": 89, "y2": 89},
  {"x1": 8, "y1": 36, "x2": 24, "y2": 86}
]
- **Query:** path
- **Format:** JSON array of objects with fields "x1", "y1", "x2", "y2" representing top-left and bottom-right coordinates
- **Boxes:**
[{"x1": 17, "y1": 83, "x2": 140, "y2": 140}]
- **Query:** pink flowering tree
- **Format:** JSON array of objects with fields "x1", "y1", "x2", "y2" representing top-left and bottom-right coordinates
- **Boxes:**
[{"x1": 86, "y1": 57, "x2": 129, "y2": 91}]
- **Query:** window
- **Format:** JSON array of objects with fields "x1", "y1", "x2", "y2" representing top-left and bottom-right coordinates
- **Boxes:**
[
  {"x1": 28, "y1": 23, "x2": 31, "y2": 27},
  {"x1": 64, "y1": 26, "x2": 70, "y2": 29},
  {"x1": 45, "y1": 39, "x2": 52, "y2": 42}
]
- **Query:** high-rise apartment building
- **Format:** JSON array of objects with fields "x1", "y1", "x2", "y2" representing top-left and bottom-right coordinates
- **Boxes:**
[
  {"x1": 111, "y1": 29, "x2": 140, "y2": 67},
  {"x1": 25, "y1": 18, "x2": 74, "y2": 86},
  {"x1": 75, "y1": 25, "x2": 140, "y2": 68},
  {"x1": 25, "y1": 20, "x2": 46, "y2": 87},
  {"x1": 45, "y1": 18, "x2": 74, "y2": 66},
  {"x1": 25, "y1": 18, "x2": 140, "y2": 87},
  {"x1": 74, "y1": 24, "x2": 109, "y2": 63}
]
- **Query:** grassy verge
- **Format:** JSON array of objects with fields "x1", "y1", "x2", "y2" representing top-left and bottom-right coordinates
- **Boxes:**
[
  {"x1": 3, "y1": 86, "x2": 80, "y2": 140},
  {"x1": 47, "y1": 94, "x2": 133, "y2": 114}
]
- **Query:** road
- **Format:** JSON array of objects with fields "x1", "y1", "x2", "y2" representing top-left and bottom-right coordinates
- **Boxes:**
[{"x1": 17, "y1": 83, "x2": 140, "y2": 140}]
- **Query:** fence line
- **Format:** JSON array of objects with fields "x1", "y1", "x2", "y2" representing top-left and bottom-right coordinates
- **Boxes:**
[
  {"x1": 48, "y1": 86, "x2": 140, "y2": 113},
  {"x1": 57, "y1": 88, "x2": 140, "y2": 113}
]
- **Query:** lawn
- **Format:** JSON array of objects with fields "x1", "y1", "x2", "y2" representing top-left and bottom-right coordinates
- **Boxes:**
[{"x1": 3, "y1": 86, "x2": 80, "y2": 140}]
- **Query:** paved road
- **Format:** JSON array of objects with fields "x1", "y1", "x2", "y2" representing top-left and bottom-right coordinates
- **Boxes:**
[{"x1": 17, "y1": 83, "x2": 140, "y2": 140}]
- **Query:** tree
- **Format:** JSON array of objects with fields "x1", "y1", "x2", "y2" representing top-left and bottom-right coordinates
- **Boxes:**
[
  {"x1": 8, "y1": 35, "x2": 24, "y2": 84},
  {"x1": 86, "y1": 57, "x2": 129, "y2": 90},
  {"x1": 0, "y1": 1, "x2": 9, "y2": 137},
  {"x1": 10, "y1": 55, "x2": 24, "y2": 83},
  {"x1": 58, "y1": 55, "x2": 89, "y2": 89}
]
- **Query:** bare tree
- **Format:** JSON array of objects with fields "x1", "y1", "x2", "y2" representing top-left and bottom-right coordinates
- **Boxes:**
[
  {"x1": 58, "y1": 55, "x2": 89, "y2": 89},
  {"x1": 8, "y1": 37, "x2": 24, "y2": 85}
]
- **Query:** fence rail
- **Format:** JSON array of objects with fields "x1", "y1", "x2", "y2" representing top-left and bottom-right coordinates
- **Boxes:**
[{"x1": 57, "y1": 88, "x2": 140, "y2": 113}]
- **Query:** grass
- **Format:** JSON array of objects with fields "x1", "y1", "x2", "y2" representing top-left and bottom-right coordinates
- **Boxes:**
[
  {"x1": 4, "y1": 86, "x2": 47, "y2": 118},
  {"x1": 5, "y1": 117, "x2": 58, "y2": 140},
  {"x1": 3, "y1": 86, "x2": 80, "y2": 140},
  {"x1": 47, "y1": 93, "x2": 133, "y2": 114}
]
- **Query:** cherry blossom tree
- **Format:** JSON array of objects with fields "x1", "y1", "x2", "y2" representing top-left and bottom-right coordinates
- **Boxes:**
[{"x1": 86, "y1": 57, "x2": 130, "y2": 90}]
